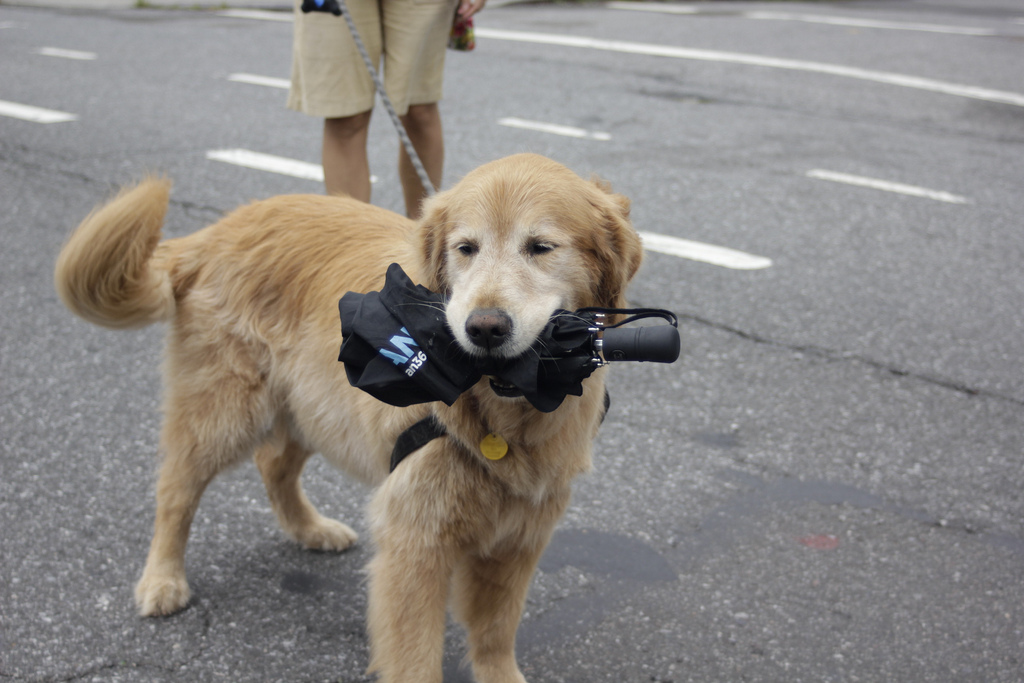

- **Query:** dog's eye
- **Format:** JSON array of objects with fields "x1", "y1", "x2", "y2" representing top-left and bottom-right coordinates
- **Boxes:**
[
  {"x1": 527, "y1": 241, "x2": 556, "y2": 256},
  {"x1": 456, "y1": 242, "x2": 478, "y2": 256}
]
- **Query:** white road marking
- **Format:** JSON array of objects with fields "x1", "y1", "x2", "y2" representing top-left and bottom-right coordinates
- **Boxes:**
[
  {"x1": 36, "y1": 47, "x2": 98, "y2": 60},
  {"x1": 606, "y1": 4, "x2": 997, "y2": 35},
  {"x1": 208, "y1": 149, "x2": 324, "y2": 181},
  {"x1": 229, "y1": 73, "x2": 291, "y2": 89},
  {"x1": 638, "y1": 231, "x2": 772, "y2": 270},
  {"x1": 474, "y1": 28, "x2": 1024, "y2": 108},
  {"x1": 498, "y1": 117, "x2": 611, "y2": 141},
  {"x1": 0, "y1": 99, "x2": 77, "y2": 123},
  {"x1": 744, "y1": 11, "x2": 997, "y2": 36},
  {"x1": 605, "y1": 2, "x2": 698, "y2": 15},
  {"x1": 206, "y1": 148, "x2": 378, "y2": 184},
  {"x1": 218, "y1": 9, "x2": 293, "y2": 22},
  {"x1": 807, "y1": 170, "x2": 970, "y2": 204}
]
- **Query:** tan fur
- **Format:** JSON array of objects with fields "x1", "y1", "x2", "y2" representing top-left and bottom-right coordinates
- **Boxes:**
[{"x1": 54, "y1": 153, "x2": 643, "y2": 683}]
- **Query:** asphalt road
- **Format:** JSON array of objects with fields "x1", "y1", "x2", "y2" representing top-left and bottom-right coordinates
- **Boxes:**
[{"x1": 2, "y1": 1, "x2": 1023, "y2": 681}]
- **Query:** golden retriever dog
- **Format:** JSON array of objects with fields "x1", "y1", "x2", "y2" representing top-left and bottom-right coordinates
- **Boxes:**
[{"x1": 54, "y1": 153, "x2": 643, "y2": 683}]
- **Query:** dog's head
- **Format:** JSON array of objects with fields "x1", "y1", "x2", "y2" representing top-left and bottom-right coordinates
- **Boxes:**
[{"x1": 418, "y1": 154, "x2": 643, "y2": 365}]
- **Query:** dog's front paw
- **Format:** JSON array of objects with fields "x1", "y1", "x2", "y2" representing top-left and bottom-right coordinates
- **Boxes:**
[
  {"x1": 135, "y1": 572, "x2": 191, "y2": 616},
  {"x1": 293, "y1": 516, "x2": 358, "y2": 552}
]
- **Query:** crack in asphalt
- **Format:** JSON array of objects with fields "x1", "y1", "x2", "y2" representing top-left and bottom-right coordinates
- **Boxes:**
[
  {"x1": 0, "y1": 145, "x2": 228, "y2": 222},
  {"x1": 679, "y1": 312, "x2": 1024, "y2": 407}
]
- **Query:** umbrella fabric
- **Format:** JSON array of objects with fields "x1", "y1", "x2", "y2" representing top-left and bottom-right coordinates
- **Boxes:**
[{"x1": 338, "y1": 264, "x2": 478, "y2": 407}]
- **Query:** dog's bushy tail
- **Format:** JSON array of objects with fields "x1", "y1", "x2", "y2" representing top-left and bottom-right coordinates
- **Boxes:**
[{"x1": 54, "y1": 178, "x2": 176, "y2": 329}]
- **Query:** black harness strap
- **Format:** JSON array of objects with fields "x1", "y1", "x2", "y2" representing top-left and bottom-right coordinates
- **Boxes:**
[
  {"x1": 388, "y1": 390, "x2": 612, "y2": 474},
  {"x1": 390, "y1": 414, "x2": 447, "y2": 473}
]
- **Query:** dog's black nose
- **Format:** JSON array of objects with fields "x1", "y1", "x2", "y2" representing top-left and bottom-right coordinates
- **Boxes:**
[{"x1": 465, "y1": 309, "x2": 513, "y2": 351}]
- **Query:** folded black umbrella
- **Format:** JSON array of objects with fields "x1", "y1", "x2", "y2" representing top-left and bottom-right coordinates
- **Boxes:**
[{"x1": 339, "y1": 264, "x2": 678, "y2": 412}]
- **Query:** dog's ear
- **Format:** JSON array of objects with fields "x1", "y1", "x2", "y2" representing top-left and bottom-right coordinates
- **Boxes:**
[
  {"x1": 587, "y1": 178, "x2": 643, "y2": 310},
  {"x1": 417, "y1": 192, "x2": 451, "y2": 294}
]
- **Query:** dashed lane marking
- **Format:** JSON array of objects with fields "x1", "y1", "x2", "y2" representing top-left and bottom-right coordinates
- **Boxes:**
[
  {"x1": 218, "y1": 9, "x2": 293, "y2": 22},
  {"x1": 228, "y1": 73, "x2": 291, "y2": 89},
  {"x1": 0, "y1": 99, "x2": 77, "y2": 123},
  {"x1": 206, "y1": 148, "x2": 377, "y2": 184},
  {"x1": 498, "y1": 117, "x2": 611, "y2": 141},
  {"x1": 807, "y1": 170, "x2": 970, "y2": 204},
  {"x1": 36, "y1": 47, "x2": 98, "y2": 60},
  {"x1": 207, "y1": 149, "x2": 324, "y2": 181},
  {"x1": 474, "y1": 28, "x2": 1024, "y2": 108},
  {"x1": 638, "y1": 232, "x2": 772, "y2": 270}
]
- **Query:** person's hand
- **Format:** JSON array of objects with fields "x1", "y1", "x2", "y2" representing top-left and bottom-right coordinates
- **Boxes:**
[{"x1": 457, "y1": 0, "x2": 485, "y2": 19}]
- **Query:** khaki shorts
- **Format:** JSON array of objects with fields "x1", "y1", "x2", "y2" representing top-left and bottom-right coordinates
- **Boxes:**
[{"x1": 288, "y1": 0, "x2": 459, "y2": 118}]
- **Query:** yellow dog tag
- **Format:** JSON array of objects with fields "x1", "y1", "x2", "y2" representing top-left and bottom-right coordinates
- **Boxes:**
[{"x1": 480, "y1": 433, "x2": 508, "y2": 461}]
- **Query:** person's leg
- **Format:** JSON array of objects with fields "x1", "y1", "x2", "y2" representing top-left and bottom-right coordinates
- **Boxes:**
[
  {"x1": 398, "y1": 103, "x2": 443, "y2": 219},
  {"x1": 323, "y1": 109, "x2": 374, "y2": 201},
  {"x1": 290, "y1": 0, "x2": 382, "y2": 200},
  {"x1": 379, "y1": 0, "x2": 457, "y2": 218}
]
